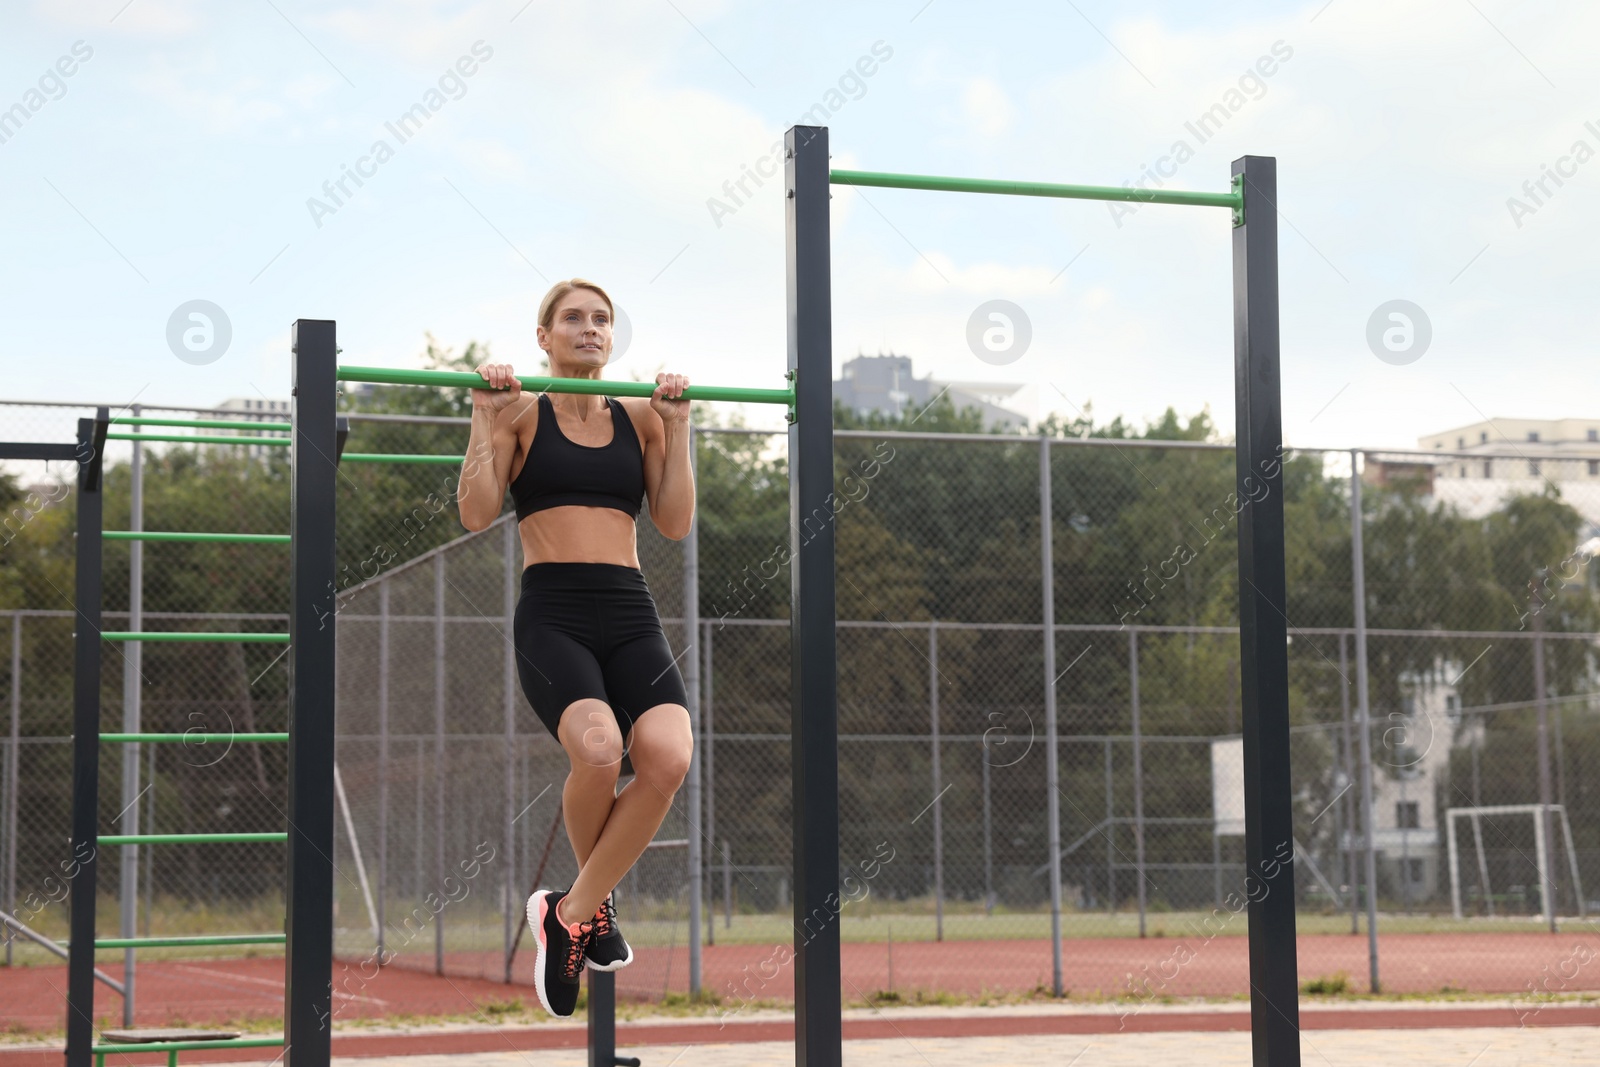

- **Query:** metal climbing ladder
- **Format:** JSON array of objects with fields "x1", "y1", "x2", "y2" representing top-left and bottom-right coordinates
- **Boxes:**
[{"x1": 65, "y1": 406, "x2": 340, "y2": 1067}]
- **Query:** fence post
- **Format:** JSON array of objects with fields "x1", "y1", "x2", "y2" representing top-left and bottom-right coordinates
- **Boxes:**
[
  {"x1": 1104, "y1": 739, "x2": 1114, "y2": 913},
  {"x1": 703, "y1": 623, "x2": 718, "y2": 940},
  {"x1": 4, "y1": 614, "x2": 18, "y2": 968},
  {"x1": 929, "y1": 621, "x2": 943, "y2": 942},
  {"x1": 434, "y1": 554, "x2": 446, "y2": 975},
  {"x1": 1339, "y1": 632, "x2": 1357, "y2": 934},
  {"x1": 503, "y1": 519, "x2": 518, "y2": 981},
  {"x1": 143, "y1": 742, "x2": 154, "y2": 936},
  {"x1": 1350, "y1": 449, "x2": 1381, "y2": 991},
  {"x1": 1552, "y1": 642, "x2": 1568, "y2": 816},
  {"x1": 378, "y1": 581, "x2": 389, "y2": 966},
  {"x1": 1447, "y1": 811, "x2": 1463, "y2": 920},
  {"x1": 1530, "y1": 592, "x2": 1557, "y2": 932},
  {"x1": 1213, "y1": 827, "x2": 1222, "y2": 909},
  {"x1": 722, "y1": 838, "x2": 732, "y2": 931},
  {"x1": 120, "y1": 405, "x2": 143, "y2": 1026},
  {"x1": 981, "y1": 733, "x2": 993, "y2": 915},
  {"x1": 416, "y1": 738, "x2": 424, "y2": 899},
  {"x1": 1129, "y1": 629, "x2": 1146, "y2": 938},
  {"x1": 1400, "y1": 776, "x2": 1412, "y2": 915},
  {"x1": 684, "y1": 424, "x2": 703, "y2": 995},
  {"x1": 1039, "y1": 434, "x2": 1063, "y2": 996}
]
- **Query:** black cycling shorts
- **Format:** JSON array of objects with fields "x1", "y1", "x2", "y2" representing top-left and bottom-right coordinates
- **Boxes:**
[{"x1": 512, "y1": 562, "x2": 688, "y2": 740}]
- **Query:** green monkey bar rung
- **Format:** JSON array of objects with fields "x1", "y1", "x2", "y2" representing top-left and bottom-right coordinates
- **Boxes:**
[
  {"x1": 105, "y1": 433, "x2": 291, "y2": 446},
  {"x1": 829, "y1": 168, "x2": 1246, "y2": 221},
  {"x1": 92, "y1": 1037, "x2": 285, "y2": 1067},
  {"x1": 89, "y1": 933, "x2": 286, "y2": 949},
  {"x1": 99, "y1": 832, "x2": 286, "y2": 845},
  {"x1": 100, "y1": 732, "x2": 289, "y2": 743},
  {"x1": 337, "y1": 364, "x2": 796, "y2": 407},
  {"x1": 341, "y1": 453, "x2": 464, "y2": 465},
  {"x1": 111, "y1": 417, "x2": 292, "y2": 432},
  {"x1": 103, "y1": 531, "x2": 291, "y2": 544},
  {"x1": 101, "y1": 632, "x2": 290, "y2": 644}
]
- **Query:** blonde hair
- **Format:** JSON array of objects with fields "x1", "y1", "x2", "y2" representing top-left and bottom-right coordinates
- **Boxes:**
[{"x1": 537, "y1": 278, "x2": 614, "y2": 331}]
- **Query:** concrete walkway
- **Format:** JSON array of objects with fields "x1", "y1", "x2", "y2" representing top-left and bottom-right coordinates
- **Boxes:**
[{"x1": 342, "y1": 1027, "x2": 1600, "y2": 1066}]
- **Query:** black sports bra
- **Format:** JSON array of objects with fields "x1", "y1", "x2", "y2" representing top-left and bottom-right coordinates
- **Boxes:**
[{"x1": 509, "y1": 393, "x2": 645, "y2": 521}]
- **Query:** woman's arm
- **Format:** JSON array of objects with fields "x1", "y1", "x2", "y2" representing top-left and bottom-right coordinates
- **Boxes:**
[
  {"x1": 643, "y1": 372, "x2": 694, "y2": 540},
  {"x1": 457, "y1": 363, "x2": 525, "y2": 531}
]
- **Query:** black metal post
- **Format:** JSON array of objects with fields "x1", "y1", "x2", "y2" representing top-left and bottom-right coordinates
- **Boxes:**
[
  {"x1": 1231, "y1": 156, "x2": 1300, "y2": 1067},
  {"x1": 66, "y1": 411, "x2": 108, "y2": 1067},
  {"x1": 287, "y1": 320, "x2": 339, "y2": 1067},
  {"x1": 586, "y1": 971, "x2": 640, "y2": 1067},
  {"x1": 785, "y1": 122, "x2": 841, "y2": 1067}
]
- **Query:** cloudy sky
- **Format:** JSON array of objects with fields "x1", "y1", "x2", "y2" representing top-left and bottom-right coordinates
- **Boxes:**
[{"x1": 1, "y1": 0, "x2": 1594, "y2": 449}]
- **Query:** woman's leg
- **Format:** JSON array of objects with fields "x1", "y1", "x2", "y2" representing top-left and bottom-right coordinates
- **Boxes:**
[
  {"x1": 557, "y1": 703, "x2": 692, "y2": 925},
  {"x1": 556, "y1": 699, "x2": 625, "y2": 868}
]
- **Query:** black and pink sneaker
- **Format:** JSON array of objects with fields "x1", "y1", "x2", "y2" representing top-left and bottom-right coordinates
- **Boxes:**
[
  {"x1": 527, "y1": 889, "x2": 596, "y2": 1018},
  {"x1": 584, "y1": 892, "x2": 634, "y2": 972}
]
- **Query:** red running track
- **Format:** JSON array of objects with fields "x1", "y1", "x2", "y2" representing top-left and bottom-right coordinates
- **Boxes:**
[{"x1": 5, "y1": 932, "x2": 1598, "y2": 1033}]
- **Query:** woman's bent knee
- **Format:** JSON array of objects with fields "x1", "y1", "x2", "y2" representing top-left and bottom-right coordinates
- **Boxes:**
[
  {"x1": 630, "y1": 707, "x2": 693, "y2": 792},
  {"x1": 558, "y1": 700, "x2": 625, "y2": 772}
]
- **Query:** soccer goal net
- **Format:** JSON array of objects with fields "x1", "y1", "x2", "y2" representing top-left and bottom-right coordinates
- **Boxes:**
[{"x1": 1445, "y1": 804, "x2": 1586, "y2": 921}]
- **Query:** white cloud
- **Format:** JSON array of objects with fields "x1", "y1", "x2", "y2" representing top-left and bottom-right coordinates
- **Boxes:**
[
  {"x1": 449, "y1": 136, "x2": 528, "y2": 181},
  {"x1": 891, "y1": 249, "x2": 1062, "y2": 295},
  {"x1": 33, "y1": 0, "x2": 202, "y2": 35},
  {"x1": 132, "y1": 68, "x2": 288, "y2": 133},
  {"x1": 961, "y1": 77, "x2": 1014, "y2": 137},
  {"x1": 283, "y1": 71, "x2": 340, "y2": 109}
]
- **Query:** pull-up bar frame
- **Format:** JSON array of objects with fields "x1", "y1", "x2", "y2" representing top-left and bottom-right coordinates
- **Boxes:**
[{"x1": 808, "y1": 137, "x2": 1295, "y2": 1067}]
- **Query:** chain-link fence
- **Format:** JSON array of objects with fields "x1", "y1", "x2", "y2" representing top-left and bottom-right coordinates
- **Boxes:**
[{"x1": 4, "y1": 402, "x2": 1600, "y2": 1013}]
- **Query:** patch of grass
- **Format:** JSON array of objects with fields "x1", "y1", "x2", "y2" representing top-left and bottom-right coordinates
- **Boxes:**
[
  {"x1": 482, "y1": 998, "x2": 524, "y2": 1018},
  {"x1": 660, "y1": 990, "x2": 722, "y2": 1009},
  {"x1": 1300, "y1": 972, "x2": 1350, "y2": 996},
  {"x1": 857, "y1": 988, "x2": 963, "y2": 1008}
]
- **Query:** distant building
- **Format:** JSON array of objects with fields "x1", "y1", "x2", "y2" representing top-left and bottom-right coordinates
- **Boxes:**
[
  {"x1": 1388, "y1": 417, "x2": 1600, "y2": 534},
  {"x1": 1366, "y1": 659, "x2": 1461, "y2": 905},
  {"x1": 833, "y1": 353, "x2": 1026, "y2": 432},
  {"x1": 215, "y1": 397, "x2": 291, "y2": 420},
  {"x1": 213, "y1": 397, "x2": 291, "y2": 460},
  {"x1": 1420, "y1": 417, "x2": 1600, "y2": 484}
]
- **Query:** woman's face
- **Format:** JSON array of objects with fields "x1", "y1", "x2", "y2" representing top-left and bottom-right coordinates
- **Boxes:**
[{"x1": 539, "y1": 290, "x2": 613, "y2": 370}]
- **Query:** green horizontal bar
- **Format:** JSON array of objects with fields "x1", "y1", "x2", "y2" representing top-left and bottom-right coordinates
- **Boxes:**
[
  {"x1": 106, "y1": 433, "x2": 290, "y2": 446},
  {"x1": 92, "y1": 933, "x2": 285, "y2": 949},
  {"x1": 99, "y1": 833, "x2": 286, "y2": 845},
  {"x1": 104, "y1": 531, "x2": 290, "y2": 544},
  {"x1": 100, "y1": 733, "x2": 289, "y2": 744},
  {"x1": 92, "y1": 1039, "x2": 284, "y2": 1055},
  {"x1": 111, "y1": 417, "x2": 292, "y2": 432},
  {"x1": 337, "y1": 365, "x2": 794, "y2": 406},
  {"x1": 829, "y1": 168, "x2": 1244, "y2": 211},
  {"x1": 100, "y1": 630, "x2": 291, "y2": 646},
  {"x1": 101, "y1": 632, "x2": 290, "y2": 644},
  {"x1": 341, "y1": 452, "x2": 464, "y2": 465}
]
